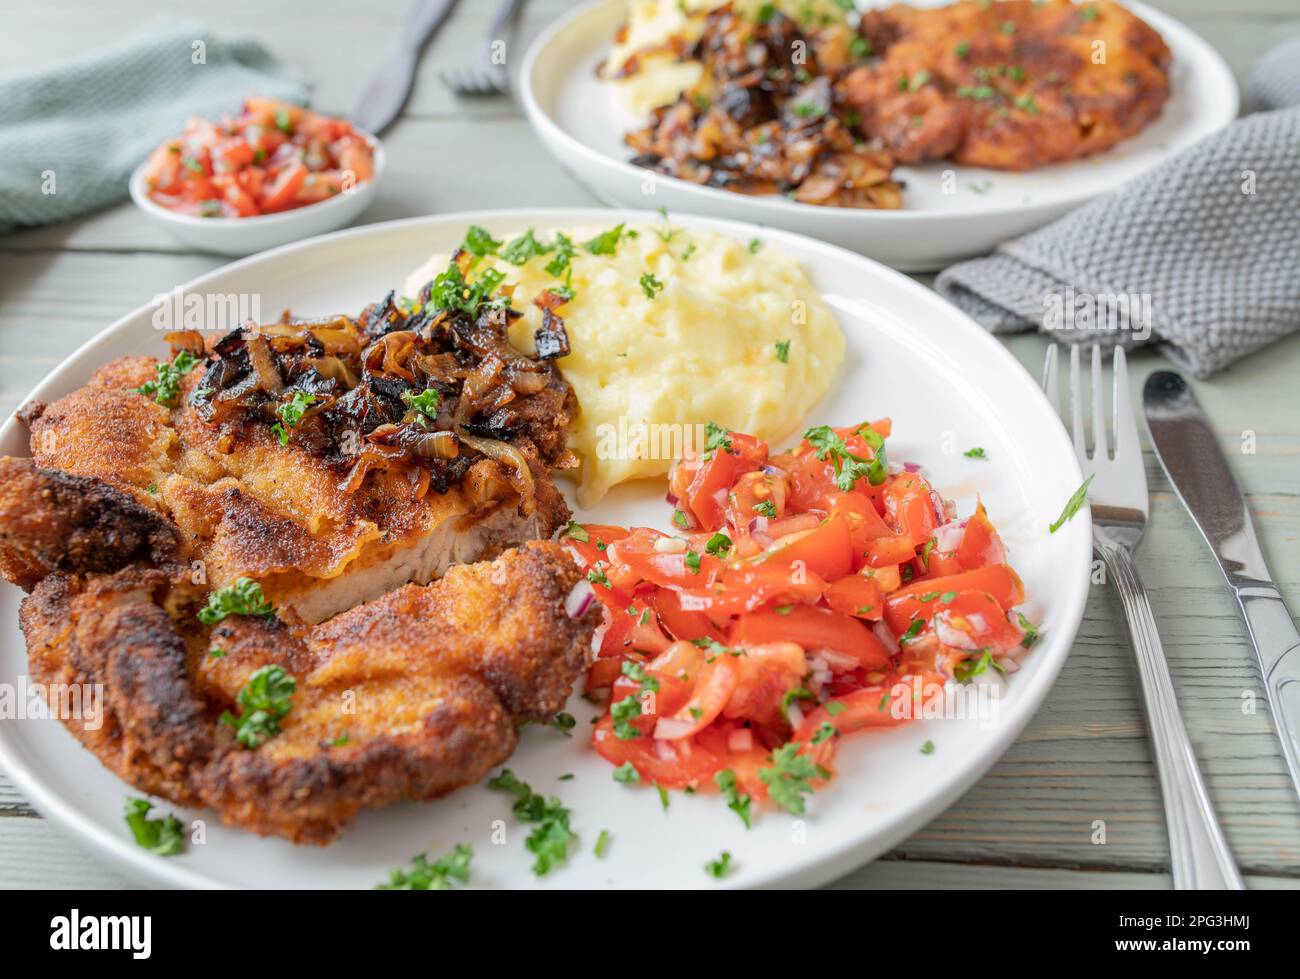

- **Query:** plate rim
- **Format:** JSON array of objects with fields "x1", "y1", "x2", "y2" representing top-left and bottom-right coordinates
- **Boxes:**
[
  {"x1": 519, "y1": 0, "x2": 1241, "y2": 225},
  {"x1": 0, "y1": 206, "x2": 1093, "y2": 889}
]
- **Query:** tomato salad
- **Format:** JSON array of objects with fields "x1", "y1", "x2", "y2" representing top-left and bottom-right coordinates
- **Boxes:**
[
  {"x1": 142, "y1": 98, "x2": 376, "y2": 218},
  {"x1": 564, "y1": 421, "x2": 1038, "y2": 820}
]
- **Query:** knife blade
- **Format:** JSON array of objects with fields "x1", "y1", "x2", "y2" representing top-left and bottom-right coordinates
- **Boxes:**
[
  {"x1": 350, "y1": 0, "x2": 460, "y2": 135},
  {"x1": 1143, "y1": 370, "x2": 1300, "y2": 803}
]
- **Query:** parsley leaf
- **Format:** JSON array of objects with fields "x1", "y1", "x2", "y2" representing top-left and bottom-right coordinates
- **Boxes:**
[
  {"x1": 705, "y1": 532, "x2": 732, "y2": 558},
  {"x1": 462, "y1": 225, "x2": 502, "y2": 258},
  {"x1": 1049, "y1": 475, "x2": 1094, "y2": 533},
  {"x1": 583, "y1": 223, "x2": 627, "y2": 256},
  {"x1": 131, "y1": 350, "x2": 201, "y2": 406},
  {"x1": 640, "y1": 272, "x2": 665, "y2": 299},
  {"x1": 544, "y1": 232, "x2": 576, "y2": 277},
  {"x1": 964, "y1": 447, "x2": 987, "y2": 459},
  {"x1": 775, "y1": 339, "x2": 791, "y2": 363},
  {"x1": 499, "y1": 228, "x2": 553, "y2": 265},
  {"x1": 715, "y1": 769, "x2": 753, "y2": 828},
  {"x1": 612, "y1": 762, "x2": 641, "y2": 784},
  {"x1": 562, "y1": 520, "x2": 589, "y2": 543},
  {"x1": 219, "y1": 664, "x2": 295, "y2": 748},
  {"x1": 197, "y1": 577, "x2": 275, "y2": 625},
  {"x1": 954, "y1": 649, "x2": 1004, "y2": 683},
  {"x1": 705, "y1": 851, "x2": 733, "y2": 878},
  {"x1": 376, "y1": 844, "x2": 473, "y2": 890},
  {"x1": 758, "y1": 742, "x2": 828, "y2": 815},
  {"x1": 403, "y1": 388, "x2": 441, "y2": 423},
  {"x1": 488, "y1": 769, "x2": 576, "y2": 876},
  {"x1": 123, "y1": 797, "x2": 184, "y2": 856},
  {"x1": 1016, "y1": 611, "x2": 1039, "y2": 648},
  {"x1": 704, "y1": 421, "x2": 732, "y2": 452}
]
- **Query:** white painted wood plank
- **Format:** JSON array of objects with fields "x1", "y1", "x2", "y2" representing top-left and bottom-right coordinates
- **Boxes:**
[
  {"x1": 831, "y1": 857, "x2": 1300, "y2": 888},
  {"x1": 0, "y1": 818, "x2": 139, "y2": 889}
]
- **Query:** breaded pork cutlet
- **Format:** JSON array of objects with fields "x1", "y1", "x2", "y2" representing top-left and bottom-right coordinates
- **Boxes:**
[
  {"x1": 839, "y1": 0, "x2": 1171, "y2": 169},
  {"x1": 6, "y1": 459, "x2": 596, "y2": 844},
  {"x1": 14, "y1": 252, "x2": 578, "y2": 624}
]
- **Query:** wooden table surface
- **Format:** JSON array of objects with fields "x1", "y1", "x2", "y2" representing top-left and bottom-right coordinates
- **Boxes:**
[{"x1": 2, "y1": 0, "x2": 1298, "y2": 890}]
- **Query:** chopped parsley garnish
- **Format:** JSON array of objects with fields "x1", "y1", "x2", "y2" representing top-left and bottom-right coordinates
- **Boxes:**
[
  {"x1": 562, "y1": 520, "x2": 589, "y2": 542},
  {"x1": 1049, "y1": 475, "x2": 1094, "y2": 533},
  {"x1": 999, "y1": 20, "x2": 1016, "y2": 34},
  {"x1": 544, "y1": 232, "x2": 576, "y2": 277},
  {"x1": 684, "y1": 549, "x2": 701, "y2": 574},
  {"x1": 274, "y1": 390, "x2": 317, "y2": 442},
  {"x1": 781, "y1": 686, "x2": 813, "y2": 713},
  {"x1": 758, "y1": 742, "x2": 828, "y2": 815},
  {"x1": 329, "y1": 732, "x2": 349, "y2": 747},
  {"x1": 921, "y1": 740, "x2": 935, "y2": 755},
  {"x1": 587, "y1": 563, "x2": 611, "y2": 588},
  {"x1": 1081, "y1": 5, "x2": 1099, "y2": 20},
  {"x1": 704, "y1": 420, "x2": 732, "y2": 452},
  {"x1": 583, "y1": 223, "x2": 627, "y2": 256},
  {"x1": 715, "y1": 769, "x2": 752, "y2": 828},
  {"x1": 1017, "y1": 611, "x2": 1039, "y2": 648},
  {"x1": 774, "y1": 605, "x2": 795, "y2": 617},
  {"x1": 621, "y1": 659, "x2": 661, "y2": 694},
  {"x1": 1015, "y1": 94, "x2": 1039, "y2": 114},
  {"x1": 403, "y1": 387, "x2": 441, "y2": 423},
  {"x1": 488, "y1": 769, "x2": 576, "y2": 876},
  {"x1": 462, "y1": 225, "x2": 502, "y2": 258},
  {"x1": 955, "y1": 41, "x2": 971, "y2": 58},
  {"x1": 640, "y1": 272, "x2": 665, "y2": 299},
  {"x1": 548, "y1": 712, "x2": 577, "y2": 736},
  {"x1": 376, "y1": 844, "x2": 472, "y2": 890},
  {"x1": 274, "y1": 107, "x2": 294, "y2": 133},
  {"x1": 425, "y1": 259, "x2": 509, "y2": 316},
  {"x1": 775, "y1": 339, "x2": 791, "y2": 363},
  {"x1": 753, "y1": 499, "x2": 778, "y2": 518},
  {"x1": 680, "y1": 242, "x2": 696, "y2": 261},
  {"x1": 811, "y1": 721, "x2": 838, "y2": 745},
  {"x1": 898, "y1": 619, "x2": 924, "y2": 645},
  {"x1": 748, "y1": 238, "x2": 763, "y2": 253},
  {"x1": 954, "y1": 649, "x2": 1005, "y2": 683},
  {"x1": 181, "y1": 155, "x2": 204, "y2": 174},
  {"x1": 803, "y1": 423, "x2": 888, "y2": 491},
  {"x1": 850, "y1": 36, "x2": 871, "y2": 58},
  {"x1": 124, "y1": 797, "x2": 184, "y2": 856},
  {"x1": 197, "y1": 577, "x2": 275, "y2": 625},
  {"x1": 611, "y1": 694, "x2": 644, "y2": 740},
  {"x1": 671, "y1": 509, "x2": 691, "y2": 530},
  {"x1": 705, "y1": 850, "x2": 733, "y2": 878},
  {"x1": 657, "y1": 784, "x2": 670, "y2": 811},
  {"x1": 705, "y1": 532, "x2": 732, "y2": 558},
  {"x1": 131, "y1": 350, "x2": 200, "y2": 406},
  {"x1": 219, "y1": 664, "x2": 295, "y2": 748},
  {"x1": 594, "y1": 829, "x2": 612, "y2": 858},
  {"x1": 920, "y1": 537, "x2": 936, "y2": 570},
  {"x1": 612, "y1": 762, "x2": 641, "y2": 784},
  {"x1": 208, "y1": 646, "x2": 225, "y2": 659},
  {"x1": 500, "y1": 228, "x2": 552, "y2": 265},
  {"x1": 964, "y1": 446, "x2": 987, "y2": 459},
  {"x1": 825, "y1": 700, "x2": 846, "y2": 716}
]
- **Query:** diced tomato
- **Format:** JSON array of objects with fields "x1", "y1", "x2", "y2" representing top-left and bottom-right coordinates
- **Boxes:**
[
  {"x1": 883, "y1": 564, "x2": 1025, "y2": 636},
  {"x1": 676, "y1": 562, "x2": 827, "y2": 617},
  {"x1": 608, "y1": 530, "x2": 721, "y2": 590},
  {"x1": 883, "y1": 473, "x2": 939, "y2": 545},
  {"x1": 683, "y1": 447, "x2": 754, "y2": 531},
  {"x1": 865, "y1": 535, "x2": 915, "y2": 567},
  {"x1": 591, "y1": 716, "x2": 720, "y2": 789},
  {"x1": 654, "y1": 657, "x2": 739, "y2": 739},
  {"x1": 932, "y1": 591, "x2": 1025, "y2": 653},
  {"x1": 731, "y1": 605, "x2": 890, "y2": 669},
  {"x1": 261, "y1": 162, "x2": 309, "y2": 212},
  {"x1": 652, "y1": 588, "x2": 726, "y2": 644},
  {"x1": 824, "y1": 573, "x2": 883, "y2": 619},
  {"x1": 752, "y1": 512, "x2": 853, "y2": 580},
  {"x1": 956, "y1": 502, "x2": 1006, "y2": 570}
]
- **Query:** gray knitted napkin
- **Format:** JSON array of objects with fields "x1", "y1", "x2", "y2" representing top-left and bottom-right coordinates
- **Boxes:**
[
  {"x1": 935, "y1": 38, "x2": 1300, "y2": 378},
  {"x1": 0, "y1": 20, "x2": 308, "y2": 234}
]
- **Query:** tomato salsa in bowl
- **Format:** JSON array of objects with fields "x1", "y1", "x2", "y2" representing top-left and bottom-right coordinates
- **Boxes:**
[{"x1": 129, "y1": 97, "x2": 383, "y2": 257}]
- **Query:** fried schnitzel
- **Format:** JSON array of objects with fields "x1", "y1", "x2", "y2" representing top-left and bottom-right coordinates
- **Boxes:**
[
  {"x1": 15, "y1": 259, "x2": 578, "y2": 624},
  {"x1": 6, "y1": 458, "x2": 595, "y2": 843},
  {"x1": 617, "y1": 0, "x2": 1171, "y2": 204},
  {"x1": 839, "y1": 0, "x2": 1171, "y2": 169}
]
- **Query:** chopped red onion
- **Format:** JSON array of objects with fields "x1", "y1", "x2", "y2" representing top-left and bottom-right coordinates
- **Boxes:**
[
  {"x1": 728, "y1": 728, "x2": 754, "y2": 752},
  {"x1": 872, "y1": 620, "x2": 900, "y2": 654},
  {"x1": 565, "y1": 580, "x2": 595, "y2": 620}
]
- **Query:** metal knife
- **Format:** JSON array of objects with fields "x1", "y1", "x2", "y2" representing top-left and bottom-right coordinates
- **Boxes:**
[
  {"x1": 350, "y1": 0, "x2": 461, "y2": 135},
  {"x1": 1143, "y1": 370, "x2": 1300, "y2": 803}
]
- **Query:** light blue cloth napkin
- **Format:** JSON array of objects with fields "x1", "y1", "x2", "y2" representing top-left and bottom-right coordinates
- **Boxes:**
[{"x1": 0, "y1": 20, "x2": 309, "y2": 233}]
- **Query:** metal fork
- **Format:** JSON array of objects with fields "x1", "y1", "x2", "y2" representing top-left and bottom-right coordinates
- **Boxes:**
[
  {"x1": 1044, "y1": 343, "x2": 1243, "y2": 890},
  {"x1": 440, "y1": 0, "x2": 527, "y2": 97}
]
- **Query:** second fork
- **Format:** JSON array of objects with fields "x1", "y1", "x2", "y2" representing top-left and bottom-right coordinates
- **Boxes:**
[{"x1": 1044, "y1": 343, "x2": 1243, "y2": 890}]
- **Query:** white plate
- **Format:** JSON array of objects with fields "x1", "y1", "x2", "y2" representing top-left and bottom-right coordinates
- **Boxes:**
[
  {"x1": 0, "y1": 208, "x2": 1091, "y2": 889},
  {"x1": 521, "y1": 0, "x2": 1238, "y2": 272}
]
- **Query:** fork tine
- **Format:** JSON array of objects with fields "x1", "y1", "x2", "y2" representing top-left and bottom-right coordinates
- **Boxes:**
[
  {"x1": 1112, "y1": 345, "x2": 1137, "y2": 460},
  {"x1": 1091, "y1": 345, "x2": 1109, "y2": 460},
  {"x1": 1068, "y1": 344, "x2": 1086, "y2": 459},
  {"x1": 1042, "y1": 343, "x2": 1060, "y2": 411}
]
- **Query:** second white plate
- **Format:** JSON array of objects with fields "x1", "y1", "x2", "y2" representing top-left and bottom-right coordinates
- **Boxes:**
[{"x1": 521, "y1": 0, "x2": 1238, "y2": 272}]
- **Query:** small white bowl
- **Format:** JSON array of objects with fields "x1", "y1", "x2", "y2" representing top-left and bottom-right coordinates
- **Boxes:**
[{"x1": 129, "y1": 134, "x2": 385, "y2": 257}]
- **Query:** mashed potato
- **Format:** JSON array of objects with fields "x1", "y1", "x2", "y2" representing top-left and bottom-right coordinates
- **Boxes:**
[
  {"x1": 404, "y1": 223, "x2": 844, "y2": 506},
  {"x1": 605, "y1": 0, "x2": 854, "y2": 117}
]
